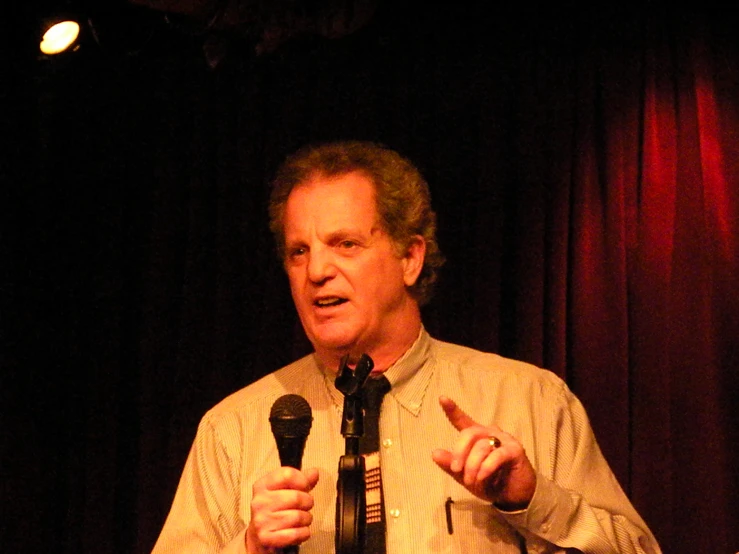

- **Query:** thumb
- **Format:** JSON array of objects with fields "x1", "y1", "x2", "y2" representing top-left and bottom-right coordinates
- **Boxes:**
[
  {"x1": 304, "y1": 467, "x2": 320, "y2": 491},
  {"x1": 431, "y1": 448, "x2": 454, "y2": 473}
]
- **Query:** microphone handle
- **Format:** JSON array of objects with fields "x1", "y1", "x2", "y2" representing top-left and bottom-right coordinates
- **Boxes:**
[
  {"x1": 276, "y1": 437, "x2": 306, "y2": 554},
  {"x1": 276, "y1": 436, "x2": 306, "y2": 470}
]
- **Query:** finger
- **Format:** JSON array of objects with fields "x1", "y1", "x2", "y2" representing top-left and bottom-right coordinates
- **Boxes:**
[
  {"x1": 439, "y1": 396, "x2": 478, "y2": 431},
  {"x1": 252, "y1": 488, "x2": 315, "y2": 514},
  {"x1": 255, "y1": 511, "x2": 313, "y2": 549},
  {"x1": 477, "y1": 446, "x2": 506, "y2": 484},
  {"x1": 257, "y1": 467, "x2": 313, "y2": 494},
  {"x1": 463, "y1": 437, "x2": 499, "y2": 487},
  {"x1": 266, "y1": 507, "x2": 314, "y2": 531},
  {"x1": 261, "y1": 529, "x2": 310, "y2": 550},
  {"x1": 250, "y1": 491, "x2": 315, "y2": 549},
  {"x1": 448, "y1": 423, "x2": 497, "y2": 473}
]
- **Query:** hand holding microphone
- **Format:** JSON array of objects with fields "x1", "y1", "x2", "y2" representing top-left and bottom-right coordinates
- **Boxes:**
[{"x1": 246, "y1": 395, "x2": 317, "y2": 554}]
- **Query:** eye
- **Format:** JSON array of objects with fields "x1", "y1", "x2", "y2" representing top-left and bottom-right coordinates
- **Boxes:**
[
  {"x1": 339, "y1": 240, "x2": 357, "y2": 249},
  {"x1": 287, "y1": 246, "x2": 307, "y2": 260}
]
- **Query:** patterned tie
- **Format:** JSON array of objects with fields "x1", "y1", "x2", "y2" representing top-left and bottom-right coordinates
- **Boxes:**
[{"x1": 359, "y1": 376, "x2": 391, "y2": 554}]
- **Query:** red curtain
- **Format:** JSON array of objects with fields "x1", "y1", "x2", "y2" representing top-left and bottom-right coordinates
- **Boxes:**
[
  {"x1": 626, "y1": 22, "x2": 739, "y2": 550},
  {"x1": 423, "y1": 13, "x2": 739, "y2": 552},
  {"x1": 549, "y1": 17, "x2": 739, "y2": 551}
]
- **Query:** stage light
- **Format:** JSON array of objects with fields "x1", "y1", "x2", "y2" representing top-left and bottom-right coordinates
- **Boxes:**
[{"x1": 40, "y1": 19, "x2": 82, "y2": 55}]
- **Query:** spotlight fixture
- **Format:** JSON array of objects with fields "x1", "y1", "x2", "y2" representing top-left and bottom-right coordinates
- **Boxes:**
[{"x1": 40, "y1": 17, "x2": 83, "y2": 55}]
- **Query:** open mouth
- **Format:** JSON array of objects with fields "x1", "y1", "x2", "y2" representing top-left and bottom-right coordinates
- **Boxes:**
[{"x1": 314, "y1": 297, "x2": 348, "y2": 308}]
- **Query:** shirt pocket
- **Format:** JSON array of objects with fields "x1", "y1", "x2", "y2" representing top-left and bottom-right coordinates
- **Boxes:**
[{"x1": 444, "y1": 486, "x2": 525, "y2": 553}]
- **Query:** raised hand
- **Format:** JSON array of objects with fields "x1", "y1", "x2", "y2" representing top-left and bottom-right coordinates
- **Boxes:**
[{"x1": 431, "y1": 396, "x2": 536, "y2": 510}]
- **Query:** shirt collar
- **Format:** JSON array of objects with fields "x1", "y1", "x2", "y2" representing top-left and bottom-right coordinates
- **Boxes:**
[{"x1": 318, "y1": 327, "x2": 434, "y2": 417}]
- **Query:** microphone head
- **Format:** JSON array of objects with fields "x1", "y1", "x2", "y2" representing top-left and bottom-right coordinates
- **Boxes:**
[{"x1": 270, "y1": 394, "x2": 313, "y2": 439}]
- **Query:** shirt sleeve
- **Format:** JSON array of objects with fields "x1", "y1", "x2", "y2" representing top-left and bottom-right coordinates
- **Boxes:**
[
  {"x1": 151, "y1": 415, "x2": 247, "y2": 554},
  {"x1": 499, "y1": 382, "x2": 662, "y2": 554}
]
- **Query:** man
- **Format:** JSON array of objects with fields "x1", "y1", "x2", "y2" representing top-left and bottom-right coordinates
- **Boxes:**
[{"x1": 152, "y1": 141, "x2": 661, "y2": 553}]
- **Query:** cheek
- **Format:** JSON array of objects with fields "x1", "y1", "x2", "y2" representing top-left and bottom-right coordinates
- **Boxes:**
[
  {"x1": 286, "y1": 272, "x2": 306, "y2": 302},
  {"x1": 367, "y1": 262, "x2": 405, "y2": 297}
]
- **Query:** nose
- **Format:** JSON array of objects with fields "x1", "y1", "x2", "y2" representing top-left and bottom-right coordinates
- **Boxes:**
[{"x1": 306, "y1": 246, "x2": 337, "y2": 284}]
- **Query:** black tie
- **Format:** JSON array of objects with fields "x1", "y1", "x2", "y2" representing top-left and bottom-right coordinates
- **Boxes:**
[{"x1": 359, "y1": 376, "x2": 391, "y2": 554}]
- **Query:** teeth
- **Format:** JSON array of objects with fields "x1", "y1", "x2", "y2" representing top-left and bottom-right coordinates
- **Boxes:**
[{"x1": 316, "y1": 297, "x2": 343, "y2": 307}]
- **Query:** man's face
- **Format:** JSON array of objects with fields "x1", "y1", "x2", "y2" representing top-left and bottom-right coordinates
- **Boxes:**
[{"x1": 283, "y1": 171, "x2": 423, "y2": 364}]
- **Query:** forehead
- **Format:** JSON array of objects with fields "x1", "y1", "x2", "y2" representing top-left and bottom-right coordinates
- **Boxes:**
[{"x1": 284, "y1": 171, "x2": 380, "y2": 232}]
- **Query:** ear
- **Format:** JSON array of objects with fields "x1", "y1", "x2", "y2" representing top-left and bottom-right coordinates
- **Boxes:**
[{"x1": 401, "y1": 235, "x2": 426, "y2": 287}]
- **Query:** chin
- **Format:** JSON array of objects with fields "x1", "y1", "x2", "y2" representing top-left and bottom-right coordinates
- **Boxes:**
[
  {"x1": 309, "y1": 328, "x2": 361, "y2": 354},
  {"x1": 312, "y1": 336, "x2": 356, "y2": 353}
]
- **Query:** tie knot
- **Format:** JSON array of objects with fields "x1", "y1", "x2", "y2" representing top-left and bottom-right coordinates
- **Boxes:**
[{"x1": 362, "y1": 376, "x2": 391, "y2": 413}]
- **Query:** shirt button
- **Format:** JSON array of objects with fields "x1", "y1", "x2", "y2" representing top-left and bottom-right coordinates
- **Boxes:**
[
  {"x1": 389, "y1": 508, "x2": 401, "y2": 518},
  {"x1": 382, "y1": 439, "x2": 393, "y2": 448},
  {"x1": 541, "y1": 522, "x2": 551, "y2": 533}
]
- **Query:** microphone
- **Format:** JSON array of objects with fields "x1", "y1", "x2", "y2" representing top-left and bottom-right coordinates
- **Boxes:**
[
  {"x1": 270, "y1": 394, "x2": 313, "y2": 469},
  {"x1": 269, "y1": 395, "x2": 313, "y2": 554}
]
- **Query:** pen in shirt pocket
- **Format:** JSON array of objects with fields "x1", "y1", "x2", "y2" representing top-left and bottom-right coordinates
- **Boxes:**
[{"x1": 444, "y1": 497, "x2": 454, "y2": 534}]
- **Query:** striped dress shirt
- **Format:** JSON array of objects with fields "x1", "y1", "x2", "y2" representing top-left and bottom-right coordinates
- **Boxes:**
[{"x1": 152, "y1": 329, "x2": 661, "y2": 554}]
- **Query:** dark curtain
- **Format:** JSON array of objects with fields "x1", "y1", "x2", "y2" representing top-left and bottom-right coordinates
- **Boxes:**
[{"x1": 3, "y1": 4, "x2": 738, "y2": 554}]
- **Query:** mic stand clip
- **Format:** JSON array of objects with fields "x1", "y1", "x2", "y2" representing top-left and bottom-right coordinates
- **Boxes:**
[{"x1": 334, "y1": 354, "x2": 374, "y2": 554}]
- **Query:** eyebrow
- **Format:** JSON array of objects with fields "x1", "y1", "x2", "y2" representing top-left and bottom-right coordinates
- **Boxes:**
[
  {"x1": 327, "y1": 227, "x2": 366, "y2": 239},
  {"x1": 284, "y1": 223, "x2": 383, "y2": 248}
]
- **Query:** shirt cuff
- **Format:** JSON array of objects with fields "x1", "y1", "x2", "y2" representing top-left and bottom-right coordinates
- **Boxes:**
[
  {"x1": 496, "y1": 471, "x2": 574, "y2": 543},
  {"x1": 222, "y1": 527, "x2": 249, "y2": 554}
]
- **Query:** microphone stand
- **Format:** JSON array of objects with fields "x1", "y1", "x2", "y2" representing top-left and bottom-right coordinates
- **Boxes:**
[{"x1": 334, "y1": 354, "x2": 374, "y2": 554}]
